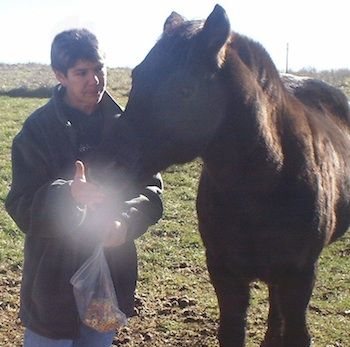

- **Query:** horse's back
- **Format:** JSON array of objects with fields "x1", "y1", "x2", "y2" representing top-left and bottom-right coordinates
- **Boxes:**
[{"x1": 281, "y1": 73, "x2": 350, "y2": 124}]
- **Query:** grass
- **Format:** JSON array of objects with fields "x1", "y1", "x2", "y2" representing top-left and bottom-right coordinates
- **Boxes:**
[{"x1": 0, "y1": 65, "x2": 349, "y2": 346}]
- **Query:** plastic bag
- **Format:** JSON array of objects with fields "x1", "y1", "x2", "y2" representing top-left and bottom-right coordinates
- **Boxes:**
[{"x1": 70, "y1": 245, "x2": 127, "y2": 332}]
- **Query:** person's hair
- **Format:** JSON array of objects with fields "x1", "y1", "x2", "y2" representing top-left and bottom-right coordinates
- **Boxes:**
[{"x1": 51, "y1": 28, "x2": 105, "y2": 75}]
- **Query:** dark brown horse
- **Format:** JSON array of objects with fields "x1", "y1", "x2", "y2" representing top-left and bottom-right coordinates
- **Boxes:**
[{"x1": 90, "y1": 5, "x2": 350, "y2": 347}]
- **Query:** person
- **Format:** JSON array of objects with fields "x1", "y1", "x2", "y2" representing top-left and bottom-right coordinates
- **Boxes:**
[{"x1": 5, "y1": 28, "x2": 163, "y2": 347}]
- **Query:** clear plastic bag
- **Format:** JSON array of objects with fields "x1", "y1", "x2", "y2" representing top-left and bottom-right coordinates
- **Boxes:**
[{"x1": 70, "y1": 245, "x2": 127, "y2": 332}]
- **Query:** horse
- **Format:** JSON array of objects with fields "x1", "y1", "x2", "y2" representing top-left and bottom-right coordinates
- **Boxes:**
[{"x1": 89, "y1": 5, "x2": 350, "y2": 346}]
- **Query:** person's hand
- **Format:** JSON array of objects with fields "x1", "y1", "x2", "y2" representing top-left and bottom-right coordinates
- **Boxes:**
[
  {"x1": 103, "y1": 219, "x2": 128, "y2": 248},
  {"x1": 70, "y1": 160, "x2": 105, "y2": 209}
]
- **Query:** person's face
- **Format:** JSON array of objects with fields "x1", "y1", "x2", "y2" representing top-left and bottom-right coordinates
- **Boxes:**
[{"x1": 55, "y1": 59, "x2": 107, "y2": 114}]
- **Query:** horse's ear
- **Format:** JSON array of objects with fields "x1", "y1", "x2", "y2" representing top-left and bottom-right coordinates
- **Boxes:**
[
  {"x1": 200, "y1": 5, "x2": 231, "y2": 57},
  {"x1": 163, "y1": 12, "x2": 185, "y2": 35}
]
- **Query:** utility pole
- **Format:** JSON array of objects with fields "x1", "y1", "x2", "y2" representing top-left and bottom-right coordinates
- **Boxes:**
[{"x1": 286, "y1": 42, "x2": 289, "y2": 73}]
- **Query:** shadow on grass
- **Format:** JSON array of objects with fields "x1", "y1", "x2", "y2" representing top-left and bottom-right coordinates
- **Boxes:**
[{"x1": 0, "y1": 86, "x2": 53, "y2": 98}]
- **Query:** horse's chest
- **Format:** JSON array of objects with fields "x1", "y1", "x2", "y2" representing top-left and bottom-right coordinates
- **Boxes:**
[{"x1": 196, "y1": 178, "x2": 318, "y2": 278}]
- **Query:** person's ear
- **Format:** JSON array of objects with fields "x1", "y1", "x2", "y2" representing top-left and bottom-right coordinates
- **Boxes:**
[{"x1": 53, "y1": 69, "x2": 67, "y2": 87}]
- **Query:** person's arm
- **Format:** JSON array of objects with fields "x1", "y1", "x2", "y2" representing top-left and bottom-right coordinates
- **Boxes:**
[
  {"x1": 5, "y1": 123, "x2": 87, "y2": 238},
  {"x1": 102, "y1": 173, "x2": 163, "y2": 247}
]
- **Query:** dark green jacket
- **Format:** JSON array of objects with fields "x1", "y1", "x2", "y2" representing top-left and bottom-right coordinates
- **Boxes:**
[{"x1": 5, "y1": 85, "x2": 163, "y2": 339}]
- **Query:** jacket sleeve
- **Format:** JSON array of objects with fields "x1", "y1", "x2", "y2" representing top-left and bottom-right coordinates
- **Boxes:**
[
  {"x1": 121, "y1": 173, "x2": 163, "y2": 241},
  {"x1": 5, "y1": 123, "x2": 86, "y2": 238}
]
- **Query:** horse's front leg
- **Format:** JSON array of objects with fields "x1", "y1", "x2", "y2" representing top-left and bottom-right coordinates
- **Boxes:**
[
  {"x1": 277, "y1": 266, "x2": 316, "y2": 347},
  {"x1": 261, "y1": 284, "x2": 283, "y2": 347},
  {"x1": 206, "y1": 251, "x2": 250, "y2": 347}
]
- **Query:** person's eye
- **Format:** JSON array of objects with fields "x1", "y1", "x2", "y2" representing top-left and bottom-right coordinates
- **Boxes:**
[{"x1": 76, "y1": 70, "x2": 87, "y2": 76}]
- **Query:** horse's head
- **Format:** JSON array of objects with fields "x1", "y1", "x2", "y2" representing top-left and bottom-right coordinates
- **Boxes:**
[
  {"x1": 90, "y1": 6, "x2": 286, "y2": 183},
  {"x1": 124, "y1": 5, "x2": 232, "y2": 175}
]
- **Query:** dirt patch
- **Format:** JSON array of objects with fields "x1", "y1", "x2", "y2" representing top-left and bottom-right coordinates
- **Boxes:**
[
  {"x1": 0, "y1": 265, "x2": 219, "y2": 347},
  {"x1": 0, "y1": 265, "x2": 23, "y2": 347}
]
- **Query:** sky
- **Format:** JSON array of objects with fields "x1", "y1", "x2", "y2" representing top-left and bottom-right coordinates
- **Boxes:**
[{"x1": 0, "y1": 0, "x2": 349, "y2": 72}]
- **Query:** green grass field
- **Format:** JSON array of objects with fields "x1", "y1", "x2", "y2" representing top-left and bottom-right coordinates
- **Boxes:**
[{"x1": 0, "y1": 65, "x2": 349, "y2": 346}]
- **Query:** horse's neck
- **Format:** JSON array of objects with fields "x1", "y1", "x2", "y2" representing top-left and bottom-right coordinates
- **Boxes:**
[{"x1": 203, "y1": 75, "x2": 286, "y2": 191}]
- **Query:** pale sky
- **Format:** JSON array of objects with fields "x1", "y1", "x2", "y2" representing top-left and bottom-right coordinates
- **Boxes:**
[{"x1": 0, "y1": 0, "x2": 349, "y2": 71}]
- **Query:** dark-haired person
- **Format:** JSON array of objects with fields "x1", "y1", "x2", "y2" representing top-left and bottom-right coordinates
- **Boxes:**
[{"x1": 5, "y1": 28, "x2": 163, "y2": 347}]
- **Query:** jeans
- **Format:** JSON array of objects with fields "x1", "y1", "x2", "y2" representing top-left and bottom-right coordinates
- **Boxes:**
[{"x1": 23, "y1": 323, "x2": 116, "y2": 347}]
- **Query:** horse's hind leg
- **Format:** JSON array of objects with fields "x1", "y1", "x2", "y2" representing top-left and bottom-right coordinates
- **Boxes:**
[
  {"x1": 276, "y1": 267, "x2": 316, "y2": 347},
  {"x1": 261, "y1": 284, "x2": 283, "y2": 347}
]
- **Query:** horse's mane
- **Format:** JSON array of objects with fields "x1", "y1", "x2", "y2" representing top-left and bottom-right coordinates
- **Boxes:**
[
  {"x1": 228, "y1": 33, "x2": 284, "y2": 98},
  {"x1": 228, "y1": 34, "x2": 350, "y2": 125}
]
